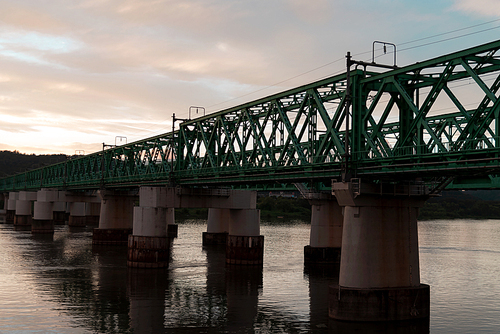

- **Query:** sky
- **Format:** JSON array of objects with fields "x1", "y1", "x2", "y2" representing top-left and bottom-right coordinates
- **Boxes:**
[{"x1": 0, "y1": 0, "x2": 499, "y2": 155}]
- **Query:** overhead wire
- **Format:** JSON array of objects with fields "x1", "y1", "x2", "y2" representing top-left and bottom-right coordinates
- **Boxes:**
[
  {"x1": 207, "y1": 19, "x2": 500, "y2": 113},
  {"x1": 399, "y1": 23, "x2": 500, "y2": 53},
  {"x1": 129, "y1": 17, "x2": 500, "y2": 140},
  {"x1": 398, "y1": 17, "x2": 500, "y2": 47},
  {"x1": 205, "y1": 57, "x2": 346, "y2": 111}
]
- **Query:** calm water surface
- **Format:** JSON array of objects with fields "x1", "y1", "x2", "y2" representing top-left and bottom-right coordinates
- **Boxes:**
[{"x1": 0, "y1": 219, "x2": 499, "y2": 333}]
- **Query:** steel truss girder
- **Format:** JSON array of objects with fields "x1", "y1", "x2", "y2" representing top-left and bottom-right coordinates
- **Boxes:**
[{"x1": 4, "y1": 40, "x2": 500, "y2": 191}]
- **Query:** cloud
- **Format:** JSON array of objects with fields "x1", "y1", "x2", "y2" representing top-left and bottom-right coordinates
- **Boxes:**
[
  {"x1": 452, "y1": 0, "x2": 500, "y2": 17},
  {"x1": 286, "y1": 0, "x2": 333, "y2": 24},
  {"x1": 0, "y1": 0, "x2": 498, "y2": 156},
  {"x1": 0, "y1": 2, "x2": 68, "y2": 33}
]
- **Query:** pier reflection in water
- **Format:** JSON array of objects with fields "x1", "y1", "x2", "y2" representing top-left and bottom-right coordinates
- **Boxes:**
[{"x1": 1, "y1": 219, "x2": 499, "y2": 332}]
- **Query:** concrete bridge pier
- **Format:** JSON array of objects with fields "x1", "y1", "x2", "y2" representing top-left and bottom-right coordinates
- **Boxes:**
[
  {"x1": 32, "y1": 189, "x2": 59, "y2": 234},
  {"x1": 166, "y1": 208, "x2": 177, "y2": 238},
  {"x1": 33, "y1": 201, "x2": 54, "y2": 233},
  {"x1": 0, "y1": 193, "x2": 7, "y2": 223},
  {"x1": 226, "y1": 209, "x2": 263, "y2": 266},
  {"x1": 329, "y1": 181, "x2": 430, "y2": 322},
  {"x1": 0, "y1": 192, "x2": 5, "y2": 215},
  {"x1": 203, "y1": 208, "x2": 230, "y2": 246},
  {"x1": 304, "y1": 199, "x2": 343, "y2": 265},
  {"x1": 93, "y1": 190, "x2": 136, "y2": 245},
  {"x1": 128, "y1": 187, "x2": 171, "y2": 268},
  {"x1": 52, "y1": 200, "x2": 68, "y2": 225},
  {"x1": 65, "y1": 191, "x2": 101, "y2": 228},
  {"x1": 86, "y1": 202, "x2": 101, "y2": 226},
  {"x1": 69, "y1": 202, "x2": 88, "y2": 227},
  {"x1": 6, "y1": 192, "x2": 18, "y2": 223},
  {"x1": 14, "y1": 191, "x2": 37, "y2": 230}
]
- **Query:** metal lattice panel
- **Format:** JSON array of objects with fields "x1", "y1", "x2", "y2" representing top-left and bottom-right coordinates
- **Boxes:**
[{"x1": 2, "y1": 40, "x2": 500, "y2": 191}]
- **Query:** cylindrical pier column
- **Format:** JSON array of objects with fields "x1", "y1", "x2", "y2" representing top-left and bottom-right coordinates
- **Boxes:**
[
  {"x1": 305, "y1": 200, "x2": 343, "y2": 265},
  {"x1": 33, "y1": 201, "x2": 54, "y2": 234},
  {"x1": 93, "y1": 190, "x2": 135, "y2": 245},
  {"x1": 128, "y1": 187, "x2": 171, "y2": 268},
  {"x1": 329, "y1": 183, "x2": 429, "y2": 322},
  {"x1": 32, "y1": 189, "x2": 59, "y2": 234},
  {"x1": 52, "y1": 201, "x2": 67, "y2": 224},
  {"x1": 129, "y1": 206, "x2": 170, "y2": 268},
  {"x1": 226, "y1": 209, "x2": 263, "y2": 265},
  {"x1": 69, "y1": 202, "x2": 87, "y2": 227},
  {"x1": 203, "y1": 208, "x2": 230, "y2": 246},
  {"x1": 14, "y1": 200, "x2": 32, "y2": 230},
  {"x1": 14, "y1": 192, "x2": 37, "y2": 230},
  {"x1": 6, "y1": 192, "x2": 18, "y2": 223},
  {"x1": 86, "y1": 202, "x2": 101, "y2": 226},
  {"x1": 14, "y1": 192, "x2": 37, "y2": 229}
]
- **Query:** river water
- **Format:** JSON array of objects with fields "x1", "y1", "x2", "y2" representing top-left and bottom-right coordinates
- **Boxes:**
[{"x1": 0, "y1": 218, "x2": 499, "y2": 333}]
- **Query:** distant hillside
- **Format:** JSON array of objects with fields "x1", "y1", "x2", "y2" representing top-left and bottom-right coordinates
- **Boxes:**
[
  {"x1": 0, "y1": 150, "x2": 68, "y2": 177},
  {"x1": 420, "y1": 190, "x2": 500, "y2": 220},
  {"x1": 463, "y1": 190, "x2": 500, "y2": 201}
]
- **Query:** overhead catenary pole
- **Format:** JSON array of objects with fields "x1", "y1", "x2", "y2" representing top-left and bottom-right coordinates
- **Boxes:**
[
  {"x1": 343, "y1": 51, "x2": 352, "y2": 182},
  {"x1": 170, "y1": 113, "x2": 188, "y2": 185},
  {"x1": 101, "y1": 142, "x2": 116, "y2": 189},
  {"x1": 170, "y1": 113, "x2": 175, "y2": 185}
]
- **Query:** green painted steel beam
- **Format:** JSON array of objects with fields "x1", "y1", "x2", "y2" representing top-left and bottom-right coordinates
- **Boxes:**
[{"x1": 4, "y1": 40, "x2": 500, "y2": 191}]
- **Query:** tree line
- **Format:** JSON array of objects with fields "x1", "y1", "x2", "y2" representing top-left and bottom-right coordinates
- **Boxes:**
[
  {"x1": 0, "y1": 150, "x2": 67, "y2": 177},
  {"x1": 419, "y1": 190, "x2": 500, "y2": 220}
]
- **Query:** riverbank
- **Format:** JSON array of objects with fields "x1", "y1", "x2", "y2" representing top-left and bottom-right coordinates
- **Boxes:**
[
  {"x1": 174, "y1": 196, "x2": 311, "y2": 222},
  {"x1": 254, "y1": 192, "x2": 500, "y2": 222},
  {"x1": 419, "y1": 190, "x2": 500, "y2": 220}
]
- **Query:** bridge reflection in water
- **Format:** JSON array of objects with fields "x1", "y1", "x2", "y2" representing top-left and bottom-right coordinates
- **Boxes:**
[{"x1": 0, "y1": 221, "x2": 432, "y2": 333}]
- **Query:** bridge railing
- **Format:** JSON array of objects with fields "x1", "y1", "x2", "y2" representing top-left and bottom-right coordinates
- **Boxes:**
[
  {"x1": 2, "y1": 134, "x2": 500, "y2": 192},
  {"x1": 355, "y1": 135, "x2": 500, "y2": 159}
]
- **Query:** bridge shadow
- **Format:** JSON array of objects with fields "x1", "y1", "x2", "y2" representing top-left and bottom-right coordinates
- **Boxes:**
[
  {"x1": 6, "y1": 222, "x2": 431, "y2": 333},
  {"x1": 128, "y1": 267, "x2": 170, "y2": 333},
  {"x1": 328, "y1": 318, "x2": 430, "y2": 333},
  {"x1": 304, "y1": 262, "x2": 429, "y2": 333},
  {"x1": 203, "y1": 243, "x2": 263, "y2": 332},
  {"x1": 305, "y1": 262, "x2": 340, "y2": 331}
]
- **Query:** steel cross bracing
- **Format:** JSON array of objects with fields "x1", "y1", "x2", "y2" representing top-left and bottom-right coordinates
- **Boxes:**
[{"x1": 3, "y1": 39, "x2": 500, "y2": 192}]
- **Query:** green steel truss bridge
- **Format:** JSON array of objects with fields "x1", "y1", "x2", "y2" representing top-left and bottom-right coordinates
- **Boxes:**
[{"x1": 3, "y1": 39, "x2": 500, "y2": 193}]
